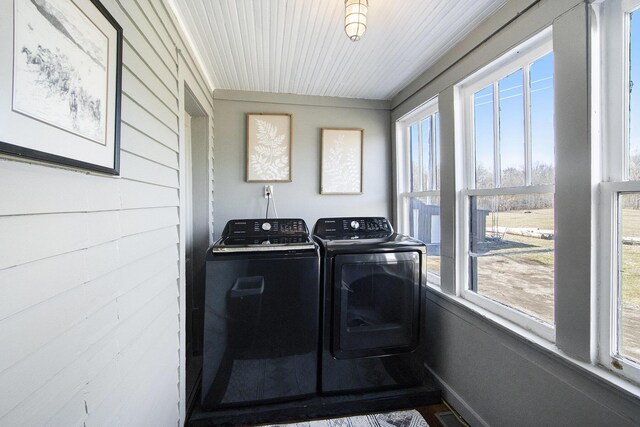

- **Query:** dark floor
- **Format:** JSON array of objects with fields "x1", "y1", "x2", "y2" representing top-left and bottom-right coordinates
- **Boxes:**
[
  {"x1": 245, "y1": 402, "x2": 468, "y2": 427},
  {"x1": 188, "y1": 380, "x2": 440, "y2": 427}
]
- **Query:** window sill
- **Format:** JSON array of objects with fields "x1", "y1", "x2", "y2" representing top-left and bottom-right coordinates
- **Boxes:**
[{"x1": 425, "y1": 283, "x2": 640, "y2": 401}]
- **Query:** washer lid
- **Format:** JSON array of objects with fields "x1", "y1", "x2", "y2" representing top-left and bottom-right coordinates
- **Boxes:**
[
  {"x1": 211, "y1": 242, "x2": 317, "y2": 253},
  {"x1": 212, "y1": 234, "x2": 317, "y2": 253}
]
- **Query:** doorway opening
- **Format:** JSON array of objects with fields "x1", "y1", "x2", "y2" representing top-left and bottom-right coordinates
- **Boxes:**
[{"x1": 182, "y1": 84, "x2": 210, "y2": 415}]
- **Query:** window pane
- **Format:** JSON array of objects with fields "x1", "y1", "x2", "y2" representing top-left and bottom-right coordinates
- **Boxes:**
[
  {"x1": 469, "y1": 193, "x2": 555, "y2": 324},
  {"x1": 499, "y1": 69, "x2": 525, "y2": 187},
  {"x1": 410, "y1": 122, "x2": 420, "y2": 191},
  {"x1": 422, "y1": 117, "x2": 433, "y2": 191},
  {"x1": 630, "y1": 12, "x2": 640, "y2": 180},
  {"x1": 474, "y1": 85, "x2": 495, "y2": 189},
  {"x1": 530, "y1": 52, "x2": 555, "y2": 185},
  {"x1": 618, "y1": 193, "x2": 640, "y2": 363},
  {"x1": 435, "y1": 112, "x2": 440, "y2": 191},
  {"x1": 409, "y1": 196, "x2": 441, "y2": 282}
]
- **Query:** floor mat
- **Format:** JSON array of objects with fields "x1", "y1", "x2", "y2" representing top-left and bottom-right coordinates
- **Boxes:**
[{"x1": 264, "y1": 409, "x2": 428, "y2": 427}]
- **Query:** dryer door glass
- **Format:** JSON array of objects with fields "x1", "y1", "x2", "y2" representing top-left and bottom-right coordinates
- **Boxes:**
[{"x1": 332, "y1": 251, "x2": 421, "y2": 358}]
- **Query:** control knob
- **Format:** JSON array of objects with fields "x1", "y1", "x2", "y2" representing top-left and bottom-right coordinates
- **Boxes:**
[
  {"x1": 261, "y1": 222, "x2": 272, "y2": 231},
  {"x1": 350, "y1": 220, "x2": 360, "y2": 230}
]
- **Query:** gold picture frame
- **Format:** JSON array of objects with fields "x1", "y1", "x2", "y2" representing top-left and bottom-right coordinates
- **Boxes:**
[
  {"x1": 246, "y1": 113, "x2": 292, "y2": 182},
  {"x1": 320, "y1": 128, "x2": 363, "y2": 194}
]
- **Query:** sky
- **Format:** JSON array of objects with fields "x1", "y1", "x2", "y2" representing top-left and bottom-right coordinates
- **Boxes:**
[
  {"x1": 470, "y1": 10, "x2": 640, "y2": 182},
  {"x1": 414, "y1": 12, "x2": 640, "y2": 188},
  {"x1": 473, "y1": 51, "x2": 554, "y2": 187}
]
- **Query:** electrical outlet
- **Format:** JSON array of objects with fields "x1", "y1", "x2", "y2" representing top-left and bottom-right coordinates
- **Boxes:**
[{"x1": 264, "y1": 185, "x2": 273, "y2": 198}]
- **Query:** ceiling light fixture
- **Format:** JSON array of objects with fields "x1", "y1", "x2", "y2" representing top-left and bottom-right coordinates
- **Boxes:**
[{"x1": 344, "y1": 0, "x2": 368, "y2": 42}]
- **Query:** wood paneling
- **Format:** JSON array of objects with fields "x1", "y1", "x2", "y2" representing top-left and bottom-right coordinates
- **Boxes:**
[
  {"x1": 122, "y1": 67, "x2": 178, "y2": 127},
  {"x1": 0, "y1": 161, "x2": 121, "y2": 216},
  {"x1": 0, "y1": 0, "x2": 213, "y2": 425},
  {"x1": 120, "y1": 123, "x2": 179, "y2": 169},
  {"x1": 170, "y1": 0, "x2": 507, "y2": 100},
  {"x1": 121, "y1": 96, "x2": 179, "y2": 150}
]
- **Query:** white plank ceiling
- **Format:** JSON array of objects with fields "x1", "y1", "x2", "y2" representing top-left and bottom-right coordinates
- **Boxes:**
[{"x1": 169, "y1": 0, "x2": 508, "y2": 101}]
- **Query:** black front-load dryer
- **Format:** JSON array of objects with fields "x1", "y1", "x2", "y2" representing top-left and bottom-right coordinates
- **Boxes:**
[
  {"x1": 201, "y1": 218, "x2": 320, "y2": 410},
  {"x1": 313, "y1": 217, "x2": 427, "y2": 395}
]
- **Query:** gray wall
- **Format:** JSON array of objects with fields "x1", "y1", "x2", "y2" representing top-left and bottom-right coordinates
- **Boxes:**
[
  {"x1": 391, "y1": 0, "x2": 640, "y2": 425},
  {"x1": 0, "y1": 0, "x2": 214, "y2": 424},
  {"x1": 426, "y1": 294, "x2": 640, "y2": 427},
  {"x1": 212, "y1": 90, "x2": 391, "y2": 238}
]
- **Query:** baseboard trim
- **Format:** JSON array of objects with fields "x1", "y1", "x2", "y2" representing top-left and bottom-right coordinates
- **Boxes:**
[{"x1": 425, "y1": 364, "x2": 489, "y2": 427}]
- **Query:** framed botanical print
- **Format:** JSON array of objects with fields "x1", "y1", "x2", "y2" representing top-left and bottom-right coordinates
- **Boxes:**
[
  {"x1": 321, "y1": 128, "x2": 363, "y2": 194},
  {"x1": 246, "y1": 113, "x2": 292, "y2": 182},
  {"x1": 0, "y1": 0, "x2": 123, "y2": 174}
]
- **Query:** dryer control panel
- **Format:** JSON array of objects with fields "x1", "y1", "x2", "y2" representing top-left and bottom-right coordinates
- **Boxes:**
[{"x1": 314, "y1": 217, "x2": 393, "y2": 240}]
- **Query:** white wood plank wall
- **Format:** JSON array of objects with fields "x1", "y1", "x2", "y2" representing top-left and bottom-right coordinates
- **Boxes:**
[{"x1": 0, "y1": 0, "x2": 214, "y2": 426}]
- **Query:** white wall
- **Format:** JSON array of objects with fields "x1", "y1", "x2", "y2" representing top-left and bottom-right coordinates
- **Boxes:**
[
  {"x1": 392, "y1": 0, "x2": 640, "y2": 425},
  {"x1": 212, "y1": 90, "x2": 391, "y2": 238},
  {"x1": 0, "y1": 0, "x2": 213, "y2": 425}
]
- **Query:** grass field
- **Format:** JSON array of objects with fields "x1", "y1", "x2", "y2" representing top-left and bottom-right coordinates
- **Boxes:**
[
  {"x1": 424, "y1": 207, "x2": 640, "y2": 308},
  {"x1": 492, "y1": 208, "x2": 555, "y2": 230},
  {"x1": 423, "y1": 207, "x2": 640, "y2": 361},
  {"x1": 495, "y1": 208, "x2": 640, "y2": 309}
]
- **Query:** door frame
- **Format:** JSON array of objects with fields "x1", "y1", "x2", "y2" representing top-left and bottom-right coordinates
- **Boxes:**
[{"x1": 177, "y1": 53, "x2": 214, "y2": 425}]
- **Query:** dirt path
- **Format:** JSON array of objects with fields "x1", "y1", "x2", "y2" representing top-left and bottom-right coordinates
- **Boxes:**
[
  {"x1": 476, "y1": 255, "x2": 554, "y2": 323},
  {"x1": 475, "y1": 255, "x2": 640, "y2": 363}
]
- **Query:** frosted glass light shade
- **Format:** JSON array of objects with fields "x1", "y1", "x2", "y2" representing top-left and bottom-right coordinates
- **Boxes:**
[{"x1": 345, "y1": 0, "x2": 368, "y2": 42}]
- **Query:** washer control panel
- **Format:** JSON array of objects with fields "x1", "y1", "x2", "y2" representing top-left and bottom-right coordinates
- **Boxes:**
[
  {"x1": 223, "y1": 218, "x2": 308, "y2": 238},
  {"x1": 314, "y1": 217, "x2": 393, "y2": 240}
]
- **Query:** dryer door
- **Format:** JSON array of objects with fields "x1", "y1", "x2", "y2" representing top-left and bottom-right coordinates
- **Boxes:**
[{"x1": 332, "y1": 251, "x2": 421, "y2": 359}]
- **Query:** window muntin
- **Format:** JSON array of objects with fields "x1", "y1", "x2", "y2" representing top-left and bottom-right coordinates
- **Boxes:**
[
  {"x1": 398, "y1": 100, "x2": 440, "y2": 285},
  {"x1": 459, "y1": 30, "x2": 555, "y2": 338}
]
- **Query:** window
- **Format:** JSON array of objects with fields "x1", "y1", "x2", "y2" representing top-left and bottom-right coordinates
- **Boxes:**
[
  {"x1": 457, "y1": 29, "x2": 555, "y2": 339},
  {"x1": 600, "y1": 0, "x2": 640, "y2": 383},
  {"x1": 397, "y1": 99, "x2": 440, "y2": 285}
]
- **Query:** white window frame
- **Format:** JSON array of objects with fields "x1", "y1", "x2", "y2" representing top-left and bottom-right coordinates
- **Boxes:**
[
  {"x1": 598, "y1": 0, "x2": 640, "y2": 385},
  {"x1": 396, "y1": 98, "x2": 441, "y2": 286},
  {"x1": 456, "y1": 28, "x2": 556, "y2": 341}
]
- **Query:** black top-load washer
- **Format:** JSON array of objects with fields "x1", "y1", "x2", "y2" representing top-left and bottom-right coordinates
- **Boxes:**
[
  {"x1": 201, "y1": 218, "x2": 320, "y2": 410},
  {"x1": 313, "y1": 217, "x2": 427, "y2": 395}
]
